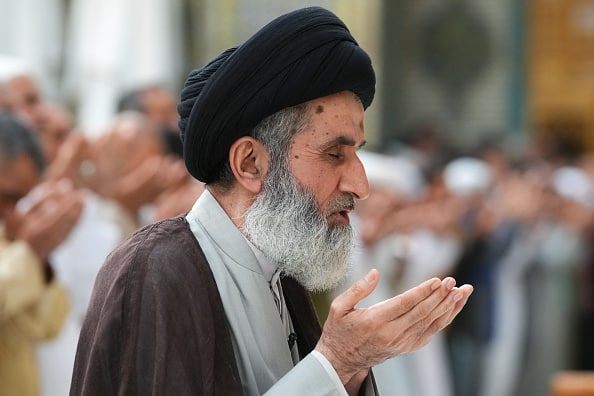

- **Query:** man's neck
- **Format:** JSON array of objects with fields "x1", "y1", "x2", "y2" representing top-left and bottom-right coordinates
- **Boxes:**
[{"x1": 207, "y1": 184, "x2": 256, "y2": 231}]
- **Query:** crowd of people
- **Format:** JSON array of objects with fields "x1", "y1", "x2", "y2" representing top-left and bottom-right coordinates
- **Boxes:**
[
  {"x1": 324, "y1": 126, "x2": 594, "y2": 395},
  {"x1": 0, "y1": 54, "x2": 203, "y2": 395},
  {"x1": 1, "y1": 28, "x2": 593, "y2": 395}
]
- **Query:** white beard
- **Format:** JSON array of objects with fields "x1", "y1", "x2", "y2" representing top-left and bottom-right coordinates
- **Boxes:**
[{"x1": 243, "y1": 163, "x2": 354, "y2": 292}]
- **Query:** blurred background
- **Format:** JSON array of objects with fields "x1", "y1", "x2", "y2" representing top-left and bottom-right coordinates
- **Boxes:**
[
  {"x1": 2, "y1": 1, "x2": 594, "y2": 396},
  {"x1": 3, "y1": 0, "x2": 593, "y2": 151}
]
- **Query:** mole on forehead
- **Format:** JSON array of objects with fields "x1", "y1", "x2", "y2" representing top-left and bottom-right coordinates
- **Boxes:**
[{"x1": 315, "y1": 105, "x2": 324, "y2": 114}]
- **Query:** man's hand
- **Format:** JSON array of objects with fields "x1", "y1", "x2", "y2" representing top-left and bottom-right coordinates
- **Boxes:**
[
  {"x1": 315, "y1": 269, "x2": 473, "y2": 389},
  {"x1": 44, "y1": 133, "x2": 93, "y2": 188},
  {"x1": 7, "y1": 180, "x2": 85, "y2": 261},
  {"x1": 152, "y1": 178, "x2": 205, "y2": 221},
  {"x1": 111, "y1": 156, "x2": 189, "y2": 215}
]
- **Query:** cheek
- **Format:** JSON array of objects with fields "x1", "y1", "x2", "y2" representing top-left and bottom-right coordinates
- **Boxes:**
[
  {"x1": 288, "y1": 143, "x2": 343, "y2": 205},
  {"x1": 293, "y1": 165, "x2": 338, "y2": 209}
]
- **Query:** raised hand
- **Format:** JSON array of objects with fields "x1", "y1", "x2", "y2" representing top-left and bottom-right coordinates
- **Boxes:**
[
  {"x1": 44, "y1": 133, "x2": 93, "y2": 188},
  {"x1": 152, "y1": 178, "x2": 205, "y2": 221},
  {"x1": 7, "y1": 180, "x2": 85, "y2": 261},
  {"x1": 110, "y1": 155, "x2": 189, "y2": 215},
  {"x1": 315, "y1": 269, "x2": 473, "y2": 389}
]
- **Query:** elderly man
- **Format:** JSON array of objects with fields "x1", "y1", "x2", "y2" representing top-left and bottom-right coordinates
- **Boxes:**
[
  {"x1": 0, "y1": 55, "x2": 48, "y2": 132},
  {"x1": 70, "y1": 7, "x2": 473, "y2": 395},
  {"x1": 0, "y1": 113, "x2": 84, "y2": 396}
]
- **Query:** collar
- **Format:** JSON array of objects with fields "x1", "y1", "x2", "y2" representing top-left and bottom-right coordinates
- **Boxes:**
[
  {"x1": 186, "y1": 189, "x2": 278, "y2": 278},
  {"x1": 245, "y1": 237, "x2": 280, "y2": 285}
]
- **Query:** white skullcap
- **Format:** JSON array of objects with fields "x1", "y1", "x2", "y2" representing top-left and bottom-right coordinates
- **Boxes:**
[
  {"x1": 0, "y1": 54, "x2": 32, "y2": 84},
  {"x1": 443, "y1": 157, "x2": 493, "y2": 197},
  {"x1": 551, "y1": 166, "x2": 594, "y2": 208},
  {"x1": 358, "y1": 150, "x2": 425, "y2": 198}
]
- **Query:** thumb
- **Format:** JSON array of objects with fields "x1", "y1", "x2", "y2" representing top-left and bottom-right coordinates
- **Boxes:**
[{"x1": 331, "y1": 269, "x2": 379, "y2": 317}]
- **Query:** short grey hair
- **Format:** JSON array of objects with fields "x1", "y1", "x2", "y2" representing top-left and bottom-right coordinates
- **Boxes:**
[{"x1": 211, "y1": 102, "x2": 311, "y2": 189}]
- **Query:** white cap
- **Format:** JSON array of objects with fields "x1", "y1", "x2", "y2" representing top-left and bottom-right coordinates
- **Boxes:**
[
  {"x1": 551, "y1": 166, "x2": 594, "y2": 208},
  {"x1": 358, "y1": 150, "x2": 425, "y2": 198},
  {"x1": 443, "y1": 157, "x2": 493, "y2": 197}
]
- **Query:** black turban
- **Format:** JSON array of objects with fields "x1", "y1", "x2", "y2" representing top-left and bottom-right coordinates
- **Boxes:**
[{"x1": 178, "y1": 6, "x2": 376, "y2": 183}]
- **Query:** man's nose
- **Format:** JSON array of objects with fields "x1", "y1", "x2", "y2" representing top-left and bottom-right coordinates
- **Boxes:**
[{"x1": 339, "y1": 155, "x2": 369, "y2": 200}]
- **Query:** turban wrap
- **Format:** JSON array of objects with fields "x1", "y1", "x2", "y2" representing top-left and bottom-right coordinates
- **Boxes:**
[{"x1": 178, "y1": 6, "x2": 376, "y2": 183}]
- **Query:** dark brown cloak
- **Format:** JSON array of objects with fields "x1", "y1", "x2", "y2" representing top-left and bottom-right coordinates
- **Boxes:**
[{"x1": 69, "y1": 217, "x2": 322, "y2": 395}]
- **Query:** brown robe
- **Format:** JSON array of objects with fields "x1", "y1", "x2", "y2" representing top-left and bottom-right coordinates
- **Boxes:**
[{"x1": 69, "y1": 217, "x2": 322, "y2": 395}]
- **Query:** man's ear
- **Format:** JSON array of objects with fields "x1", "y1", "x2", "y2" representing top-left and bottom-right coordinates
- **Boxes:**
[{"x1": 229, "y1": 136, "x2": 268, "y2": 194}]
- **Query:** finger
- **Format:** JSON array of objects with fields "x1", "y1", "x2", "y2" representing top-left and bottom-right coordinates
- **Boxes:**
[
  {"x1": 441, "y1": 284, "x2": 474, "y2": 327},
  {"x1": 400, "y1": 277, "x2": 458, "y2": 324},
  {"x1": 352, "y1": 278, "x2": 457, "y2": 357},
  {"x1": 59, "y1": 133, "x2": 87, "y2": 159},
  {"x1": 368, "y1": 277, "x2": 443, "y2": 322},
  {"x1": 408, "y1": 280, "x2": 465, "y2": 330},
  {"x1": 421, "y1": 284, "x2": 474, "y2": 340},
  {"x1": 132, "y1": 156, "x2": 162, "y2": 179},
  {"x1": 117, "y1": 157, "x2": 161, "y2": 193},
  {"x1": 163, "y1": 158, "x2": 191, "y2": 186},
  {"x1": 25, "y1": 179, "x2": 73, "y2": 213},
  {"x1": 39, "y1": 189, "x2": 85, "y2": 226},
  {"x1": 398, "y1": 284, "x2": 474, "y2": 352},
  {"x1": 330, "y1": 269, "x2": 379, "y2": 317},
  {"x1": 380, "y1": 277, "x2": 456, "y2": 342}
]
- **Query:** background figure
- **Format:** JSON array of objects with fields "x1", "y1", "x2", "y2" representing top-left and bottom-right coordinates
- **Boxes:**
[
  {"x1": 117, "y1": 84, "x2": 183, "y2": 157},
  {"x1": 34, "y1": 106, "x2": 201, "y2": 396},
  {"x1": 441, "y1": 157, "x2": 507, "y2": 396},
  {"x1": 473, "y1": 144, "x2": 544, "y2": 396},
  {"x1": 36, "y1": 102, "x2": 75, "y2": 165},
  {"x1": 576, "y1": 154, "x2": 594, "y2": 371},
  {"x1": 88, "y1": 111, "x2": 198, "y2": 229},
  {"x1": 0, "y1": 113, "x2": 84, "y2": 396},
  {"x1": 0, "y1": 55, "x2": 49, "y2": 133},
  {"x1": 35, "y1": 191, "x2": 122, "y2": 396},
  {"x1": 117, "y1": 85, "x2": 180, "y2": 131},
  {"x1": 0, "y1": 59, "x2": 161, "y2": 395},
  {"x1": 27, "y1": 103, "x2": 123, "y2": 396},
  {"x1": 513, "y1": 165, "x2": 591, "y2": 396}
]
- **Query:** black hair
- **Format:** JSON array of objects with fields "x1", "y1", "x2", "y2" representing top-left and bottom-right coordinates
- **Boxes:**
[{"x1": 0, "y1": 112, "x2": 46, "y2": 174}]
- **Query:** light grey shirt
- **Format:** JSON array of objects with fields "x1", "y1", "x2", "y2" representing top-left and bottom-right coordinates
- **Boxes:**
[{"x1": 185, "y1": 189, "x2": 348, "y2": 395}]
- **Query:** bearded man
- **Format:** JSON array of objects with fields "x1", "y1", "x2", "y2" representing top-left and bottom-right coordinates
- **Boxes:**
[{"x1": 70, "y1": 7, "x2": 473, "y2": 396}]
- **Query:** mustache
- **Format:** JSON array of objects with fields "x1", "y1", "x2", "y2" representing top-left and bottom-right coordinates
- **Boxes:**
[{"x1": 325, "y1": 193, "x2": 355, "y2": 215}]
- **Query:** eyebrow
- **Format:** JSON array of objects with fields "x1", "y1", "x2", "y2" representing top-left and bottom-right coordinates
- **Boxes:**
[{"x1": 323, "y1": 136, "x2": 367, "y2": 150}]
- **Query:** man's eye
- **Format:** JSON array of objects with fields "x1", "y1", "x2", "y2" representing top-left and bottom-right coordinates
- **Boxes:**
[{"x1": 328, "y1": 153, "x2": 343, "y2": 159}]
